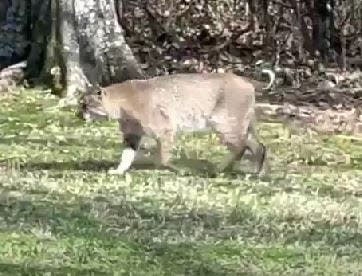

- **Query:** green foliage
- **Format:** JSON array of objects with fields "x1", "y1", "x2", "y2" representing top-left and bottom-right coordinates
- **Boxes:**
[{"x1": 0, "y1": 89, "x2": 361, "y2": 275}]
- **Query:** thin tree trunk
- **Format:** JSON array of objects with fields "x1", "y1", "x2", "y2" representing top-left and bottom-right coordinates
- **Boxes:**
[
  {"x1": 41, "y1": 0, "x2": 64, "y2": 95},
  {"x1": 329, "y1": 0, "x2": 335, "y2": 62},
  {"x1": 340, "y1": 3, "x2": 347, "y2": 71},
  {"x1": 25, "y1": 0, "x2": 51, "y2": 80},
  {"x1": 341, "y1": 25, "x2": 347, "y2": 71},
  {"x1": 313, "y1": 0, "x2": 328, "y2": 62},
  {"x1": 247, "y1": 0, "x2": 259, "y2": 32}
]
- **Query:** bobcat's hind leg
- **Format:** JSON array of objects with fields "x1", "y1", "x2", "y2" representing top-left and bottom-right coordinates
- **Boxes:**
[
  {"x1": 246, "y1": 118, "x2": 267, "y2": 174},
  {"x1": 245, "y1": 138, "x2": 266, "y2": 174},
  {"x1": 154, "y1": 132, "x2": 178, "y2": 173},
  {"x1": 217, "y1": 138, "x2": 248, "y2": 173},
  {"x1": 211, "y1": 113, "x2": 249, "y2": 173}
]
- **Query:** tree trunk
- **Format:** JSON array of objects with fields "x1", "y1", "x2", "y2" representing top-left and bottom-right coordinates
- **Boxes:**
[
  {"x1": 328, "y1": 0, "x2": 335, "y2": 62},
  {"x1": 25, "y1": 0, "x2": 51, "y2": 80},
  {"x1": 55, "y1": 0, "x2": 145, "y2": 106},
  {"x1": 1, "y1": 0, "x2": 144, "y2": 103},
  {"x1": 312, "y1": 0, "x2": 328, "y2": 62},
  {"x1": 247, "y1": 0, "x2": 259, "y2": 32},
  {"x1": 340, "y1": 4, "x2": 348, "y2": 71},
  {"x1": 0, "y1": 0, "x2": 9, "y2": 26},
  {"x1": 0, "y1": 0, "x2": 28, "y2": 70}
]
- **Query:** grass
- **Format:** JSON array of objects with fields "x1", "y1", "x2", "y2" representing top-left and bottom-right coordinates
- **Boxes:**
[{"x1": 0, "y1": 88, "x2": 361, "y2": 275}]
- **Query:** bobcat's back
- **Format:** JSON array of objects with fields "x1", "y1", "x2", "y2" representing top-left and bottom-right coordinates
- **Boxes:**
[{"x1": 101, "y1": 73, "x2": 254, "y2": 133}]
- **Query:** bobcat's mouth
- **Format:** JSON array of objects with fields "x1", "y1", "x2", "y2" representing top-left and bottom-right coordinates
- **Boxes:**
[{"x1": 80, "y1": 93, "x2": 108, "y2": 122}]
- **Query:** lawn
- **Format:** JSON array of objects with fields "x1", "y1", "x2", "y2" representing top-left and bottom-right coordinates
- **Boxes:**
[{"x1": 0, "y1": 89, "x2": 361, "y2": 275}]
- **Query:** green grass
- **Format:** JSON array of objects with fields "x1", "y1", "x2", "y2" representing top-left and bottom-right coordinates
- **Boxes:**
[{"x1": 0, "y1": 89, "x2": 361, "y2": 275}]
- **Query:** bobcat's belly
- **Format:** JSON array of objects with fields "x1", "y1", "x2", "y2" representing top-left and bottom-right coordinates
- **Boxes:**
[{"x1": 174, "y1": 112, "x2": 211, "y2": 133}]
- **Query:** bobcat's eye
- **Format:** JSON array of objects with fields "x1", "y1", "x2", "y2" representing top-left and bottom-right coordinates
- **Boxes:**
[{"x1": 96, "y1": 90, "x2": 102, "y2": 96}]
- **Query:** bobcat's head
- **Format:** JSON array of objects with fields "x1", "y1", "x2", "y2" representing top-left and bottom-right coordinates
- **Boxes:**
[{"x1": 79, "y1": 89, "x2": 108, "y2": 122}]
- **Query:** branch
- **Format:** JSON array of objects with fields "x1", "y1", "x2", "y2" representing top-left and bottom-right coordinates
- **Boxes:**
[{"x1": 271, "y1": 0, "x2": 293, "y2": 9}]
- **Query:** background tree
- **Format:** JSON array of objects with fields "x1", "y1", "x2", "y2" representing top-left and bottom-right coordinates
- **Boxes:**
[{"x1": 0, "y1": 0, "x2": 361, "y2": 98}]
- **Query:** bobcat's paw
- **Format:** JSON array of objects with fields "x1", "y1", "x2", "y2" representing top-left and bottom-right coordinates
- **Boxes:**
[{"x1": 108, "y1": 168, "x2": 126, "y2": 175}]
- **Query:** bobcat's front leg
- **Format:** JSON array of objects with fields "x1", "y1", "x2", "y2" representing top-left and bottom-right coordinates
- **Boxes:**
[
  {"x1": 109, "y1": 118, "x2": 143, "y2": 175},
  {"x1": 108, "y1": 133, "x2": 142, "y2": 175}
]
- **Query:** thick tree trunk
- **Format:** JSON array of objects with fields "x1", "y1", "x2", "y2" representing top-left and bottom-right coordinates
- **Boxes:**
[
  {"x1": 56, "y1": 0, "x2": 145, "y2": 106},
  {"x1": 0, "y1": 0, "x2": 28, "y2": 70},
  {"x1": 0, "y1": 0, "x2": 9, "y2": 26},
  {"x1": 0, "y1": 0, "x2": 145, "y2": 105}
]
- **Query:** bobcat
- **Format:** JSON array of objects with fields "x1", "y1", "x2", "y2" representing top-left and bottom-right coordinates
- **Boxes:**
[{"x1": 81, "y1": 70, "x2": 275, "y2": 175}]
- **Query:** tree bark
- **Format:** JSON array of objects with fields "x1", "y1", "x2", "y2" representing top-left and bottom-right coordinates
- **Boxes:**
[
  {"x1": 328, "y1": 0, "x2": 335, "y2": 62},
  {"x1": 247, "y1": 0, "x2": 259, "y2": 32},
  {"x1": 55, "y1": 0, "x2": 145, "y2": 105},
  {"x1": 0, "y1": 0, "x2": 9, "y2": 26},
  {"x1": 0, "y1": 0, "x2": 28, "y2": 70},
  {"x1": 25, "y1": 0, "x2": 51, "y2": 80},
  {"x1": 340, "y1": 8, "x2": 348, "y2": 71},
  {"x1": 1, "y1": 0, "x2": 144, "y2": 102},
  {"x1": 312, "y1": 0, "x2": 328, "y2": 62}
]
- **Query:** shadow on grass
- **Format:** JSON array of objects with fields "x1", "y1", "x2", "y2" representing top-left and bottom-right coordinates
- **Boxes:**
[
  {"x1": 22, "y1": 159, "x2": 118, "y2": 171},
  {"x1": 0, "y1": 136, "x2": 118, "y2": 148},
  {"x1": 0, "y1": 263, "x2": 108, "y2": 275},
  {"x1": 18, "y1": 158, "x2": 362, "y2": 200},
  {"x1": 0, "y1": 137, "x2": 49, "y2": 146},
  {"x1": 23, "y1": 157, "x2": 222, "y2": 177},
  {"x1": 0, "y1": 190, "x2": 255, "y2": 274},
  {"x1": 0, "y1": 186, "x2": 361, "y2": 274}
]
